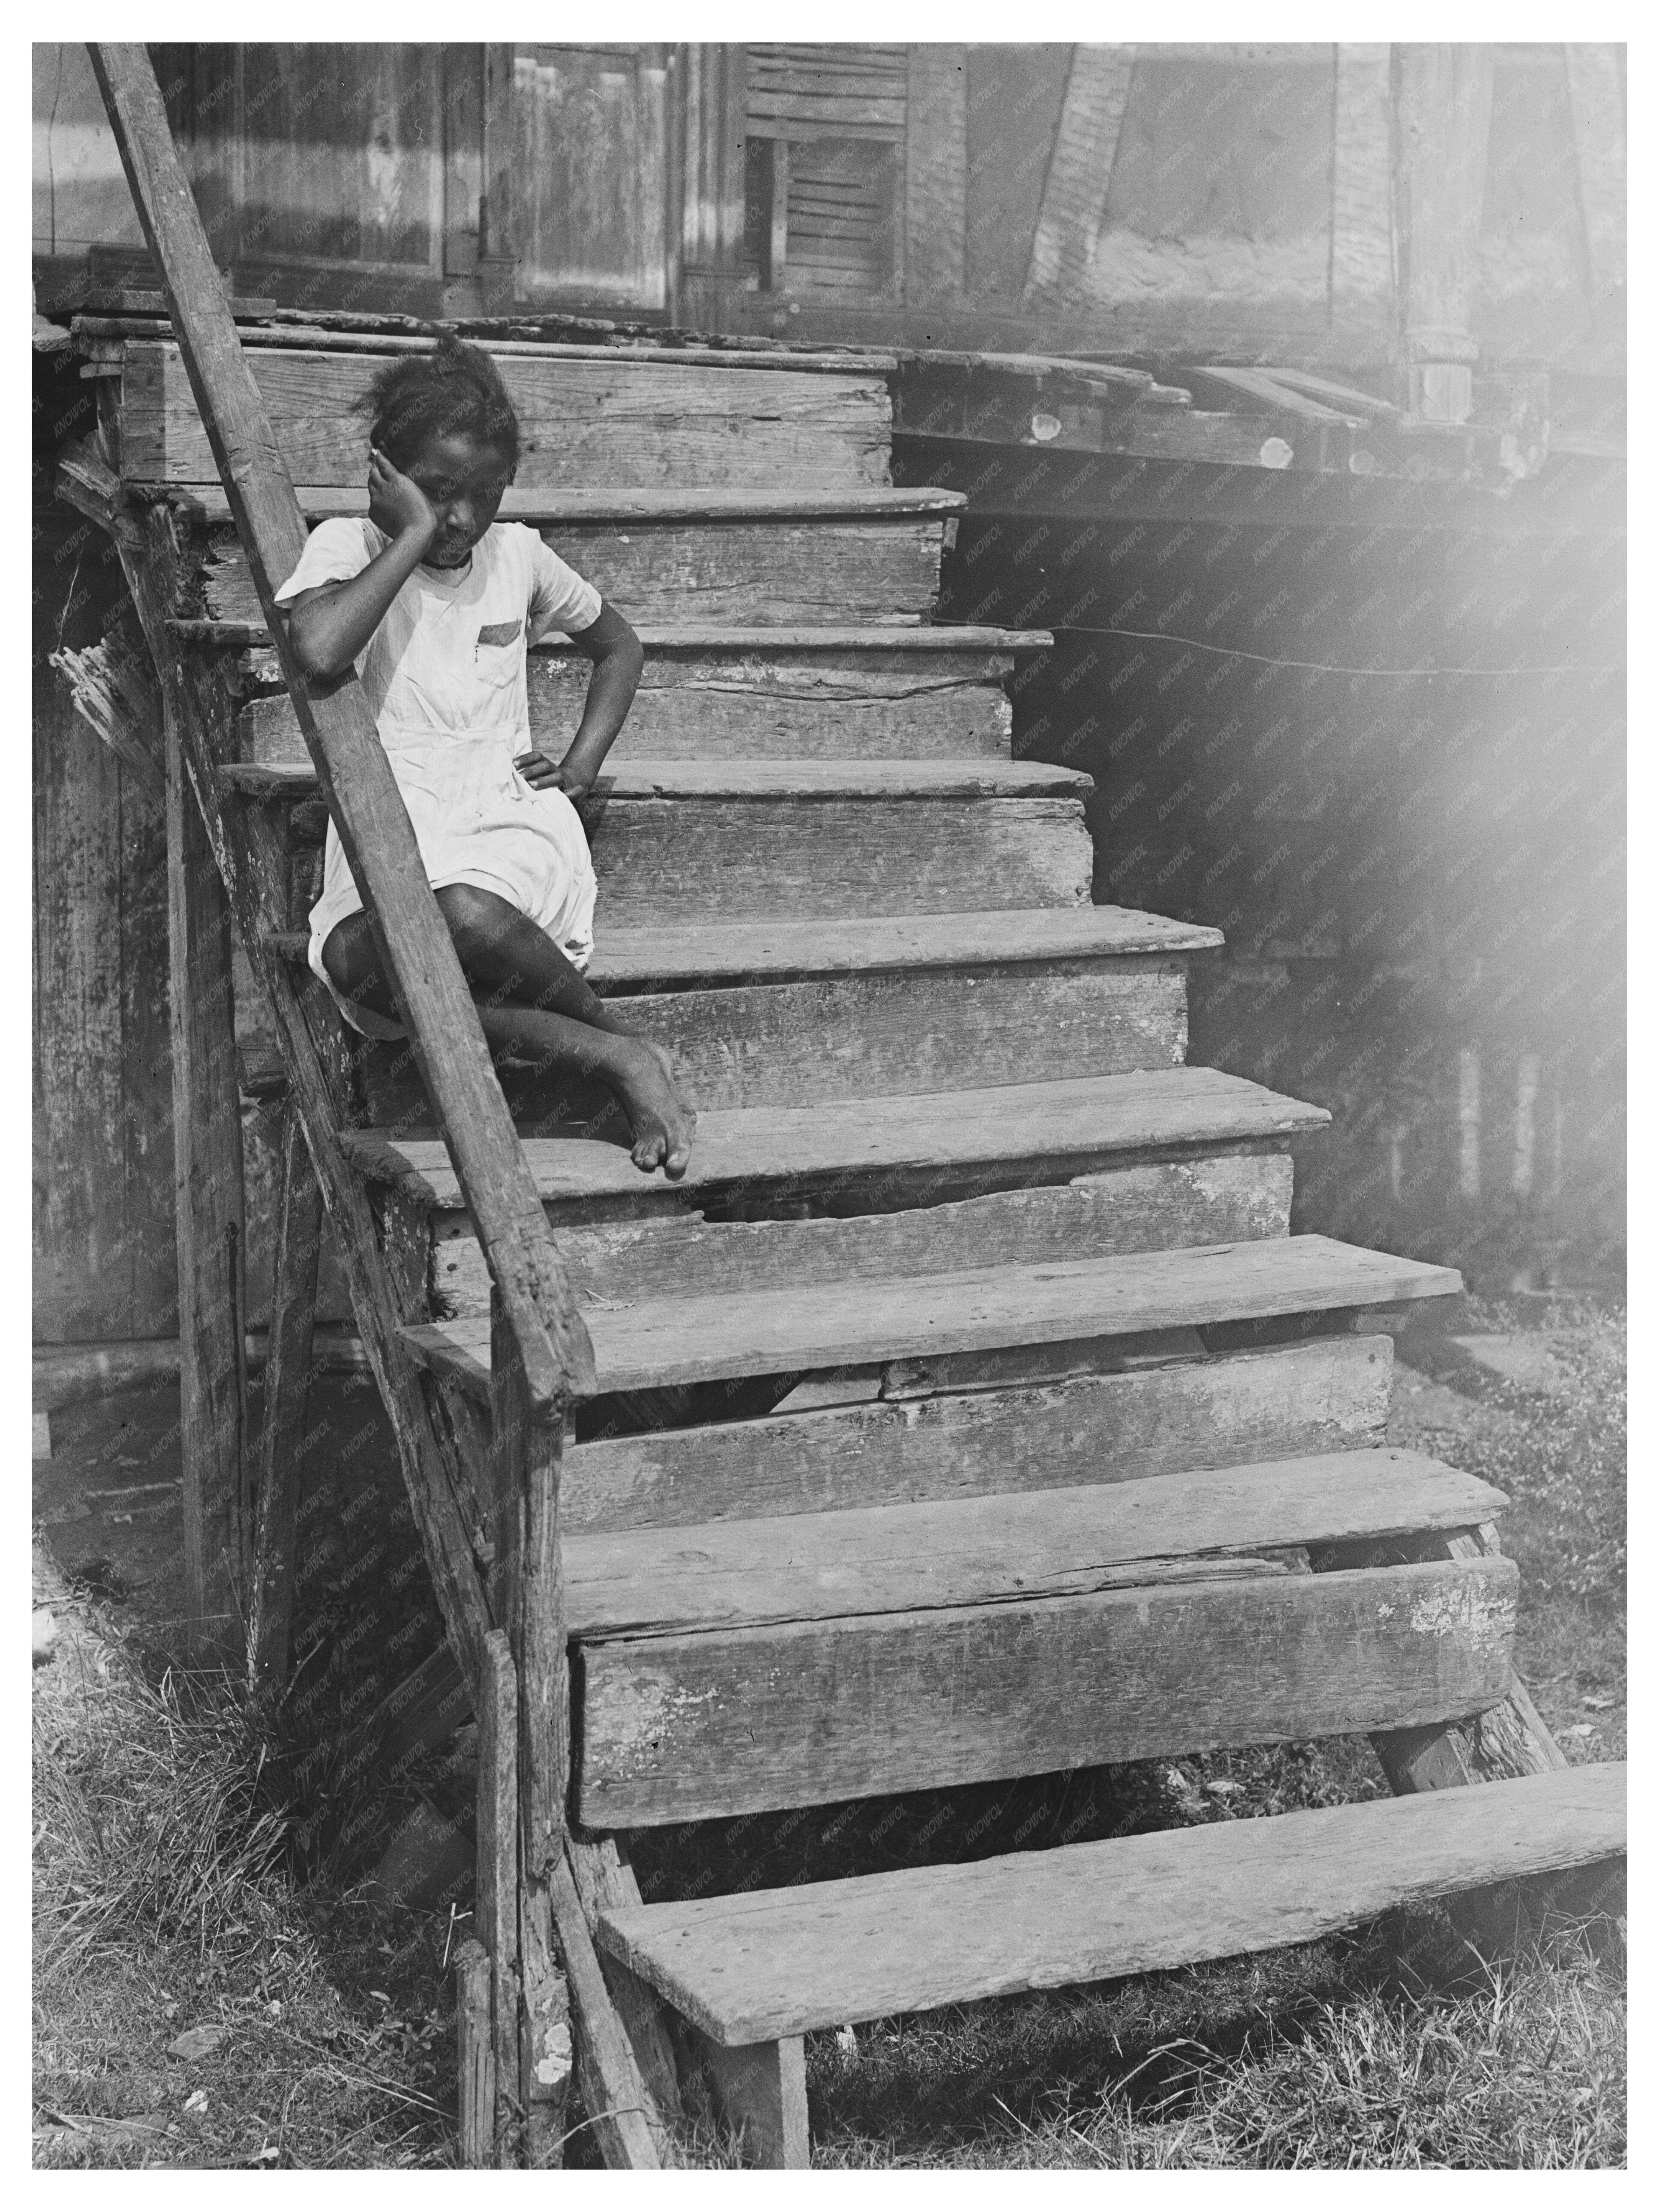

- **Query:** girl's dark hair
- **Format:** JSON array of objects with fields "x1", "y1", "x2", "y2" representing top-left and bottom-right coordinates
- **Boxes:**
[{"x1": 360, "y1": 336, "x2": 521, "y2": 473}]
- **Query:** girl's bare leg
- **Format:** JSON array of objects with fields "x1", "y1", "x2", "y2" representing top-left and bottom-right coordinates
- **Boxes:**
[{"x1": 320, "y1": 891, "x2": 695, "y2": 1176}]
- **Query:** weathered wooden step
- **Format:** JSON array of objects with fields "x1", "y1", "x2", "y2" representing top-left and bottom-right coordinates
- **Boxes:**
[
  {"x1": 351, "y1": 1068, "x2": 1322, "y2": 1316},
  {"x1": 265, "y1": 906, "x2": 1216, "y2": 1113},
  {"x1": 563, "y1": 1450, "x2": 1507, "y2": 1639},
  {"x1": 557, "y1": 1337, "x2": 1396, "y2": 1533},
  {"x1": 223, "y1": 758, "x2": 1093, "y2": 803},
  {"x1": 200, "y1": 486, "x2": 967, "y2": 628},
  {"x1": 425, "y1": 1156, "x2": 1294, "y2": 1318},
  {"x1": 116, "y1": 340, "x2": 893, "y2": 488},
  {"x1": 400, "y1": 1234, "x2": 1461, "y2": 1402},
  {"x1": 236, "y1": 628, "x2": 1041, "y2": 763},
  {"x1": 598, "y1": 1765, "x2": 1627, "y2": 2044},
  {"x1": 254, "y1": 760, "x2": 1095, "y2": 926},
  {"x1": 576, "y1": 1549, "x2": 1515, "y2": 1827},
  {"x1": 351, "y1": 1067, "x2": 1326, "y2": 1217}
]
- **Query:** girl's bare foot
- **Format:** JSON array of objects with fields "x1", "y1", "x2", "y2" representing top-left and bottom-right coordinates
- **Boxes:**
[{"x1": 613, "y1": 1039, "x2": 696, "y2": 1178}]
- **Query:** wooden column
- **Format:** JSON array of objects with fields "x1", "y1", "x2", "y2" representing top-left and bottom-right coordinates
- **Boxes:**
[
  {"x1": 247, "y1": 1096, "x2": 323, "y2": 1691},
  {"x1": 903, "y1": 45, "x2": 968, "y2": 307},
  {"x1": 1564, "y1": 46, "x2": 1626, "y2": 306},
  {"x1": 1393, "y1": 44, "x2": 1496, "y2": 423},
  {"x1": 1329, "y1": 44, "x2": 1394, "y2": 343},
  {"x1": 1023, "y1": 45, "x2": 1135, "y2": 314},
  {"x1": 165, "y1": 703, "x2": 249, "y2": 1654},
  {"x1": 677, "y1": 43, "x2": 748, "y2": 333}
]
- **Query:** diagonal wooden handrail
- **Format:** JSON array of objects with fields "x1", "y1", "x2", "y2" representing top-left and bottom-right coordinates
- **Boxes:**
[{"x1": 89, "y1": 43, "x2": 595, "y2": 1413}]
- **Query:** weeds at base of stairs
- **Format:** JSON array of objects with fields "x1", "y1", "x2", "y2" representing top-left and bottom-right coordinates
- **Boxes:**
[{"x1": 804, "y1": 1918, "x2": 1625, "y2": 2169}]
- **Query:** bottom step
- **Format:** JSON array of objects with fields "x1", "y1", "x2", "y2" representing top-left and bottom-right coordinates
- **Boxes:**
[{"x1": 599, "y1": 1764, "x2": 1625, "y2": 2049}]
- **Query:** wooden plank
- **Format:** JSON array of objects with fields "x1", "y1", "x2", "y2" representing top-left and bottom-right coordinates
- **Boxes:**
[
  {"x1": 201, "y1": 517, "x2": 950, "y2": 628},
  {"x1": 518, "y1": 957, "x2": 1192, "y2": 1117},
  {"x1": 475, "y1": 1631, "x2": 521, "y2": 2165},
  {"x1": 575, "y1": 1554, "x2": 1517, "y2": 1826},
  {"x1": 433, "y1": 1155, "x2": 1297, "y2": 1317},
  {"x1": 239, "y1": 645, "x2": 1017, "y2": 763},
  {"x1": 1393, "y1": 45, "x2": 1496, "y2": 422},
  {"x1": 598, "y1": 1764, "x2": 1626, "y2": 2044},
  {"x1": 454, "y1": 1940, "x2": 496, "y2": 2169},
  {"x1": 166, "y1": 707, "x2": 249, "y2": 1653},
  {"x1": 193, "y1": 620, "x2": 1052, "y2": 653},
  {"x1": 558, "y1": 1336, "x2": 1395, "y2": 1533},
  {"x1": 89, "y1": 44, "x2": 594, "y2": 1421},
  {"x1": 404, "y1": 1236, "x2": 1464, "y2": 1404},
  {"x1": 117, "y1": 339, "x2": 893, "y2": 488},
  {"x1": 247, "y1": 1100, "x2": 323, "y2": 1690},
  {"x1": 1331, "y1": 45, "x2": 1394, "y2": 323},
  {"x1": 561, "y1": 1452, "x2": 1508, "y2": 1640},
  {"x1": 225, "y1": 758, "x2": 1092, "y2": 802},
  {"x1": 691, "y1": 2033, "x2": 808, "y2": 2169},
  {"x1": 566, "y1": 1836, "x2": 684, "y2": 2160},
  {"x1": 185, "y1": 483, "x2": 967, "y2": 523},
  {"x1": 1023, "y1": 47, "x2": 1136, "y2": 312},
  {"x1": 585, "y1": 795, "x2": 1091, "y2": 925},
  {"x1": 355, "y1": 1067, "x2": 1325, "y2": 1212},
  {"x1": 587, "y1": 906, "x2": 1219, "y2": 989},
  {"x1": 548, "y1": 1853, "x2": 661, "y2": 2170},
  {"x1": 1564, "y1": 46, "x2": 1626, "y2": 301}
]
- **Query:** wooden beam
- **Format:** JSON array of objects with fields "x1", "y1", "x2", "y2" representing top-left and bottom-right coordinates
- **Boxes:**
[
  {"x1": 1330, "y1": 44, "x2": 1394, "y2": 330},
  {"x1": 903, "y1": 45, "x2": 967, "y2": 305},
  {"x1": 1023, "y1": 45, "x2": 1135, "y2": 313},
  {"x1": 165, "y1": 700, "x2": 249, "y2": 1654},
  {"x1": 247, "y1": 1099, "x2": 323, "y2": 1691},
  {"x1": 88, "y1": 43, "x2": 595, "y2": 1422},
  {"x1": 1564, "y1": 46, "x2": 1626, "y2": 303},
  {"x1": 476, "y1": 1631, "x2": 523, "y2": 2165},
  {"x1": 1393, "y1": 44, "x2": 1496, "y2": 423}
]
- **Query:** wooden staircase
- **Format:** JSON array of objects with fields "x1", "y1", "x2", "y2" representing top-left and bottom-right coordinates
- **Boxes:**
[{"x1": 72, "y1": 47, "x2": 1625, "y2": 2171}]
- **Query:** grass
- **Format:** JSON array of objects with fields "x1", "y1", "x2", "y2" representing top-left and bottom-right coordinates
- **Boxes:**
[
  {"x1": 34, "y1": 1296, "x2": 1625, "y2": 2168},
  {"x1": 31, "y1": 1568, "x2": 455, "y2": 2170}
]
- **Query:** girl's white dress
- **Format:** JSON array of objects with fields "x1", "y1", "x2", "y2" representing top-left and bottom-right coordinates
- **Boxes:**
[{"x1": 274, "y1": 517, "x2": 603, "y2": 1038}]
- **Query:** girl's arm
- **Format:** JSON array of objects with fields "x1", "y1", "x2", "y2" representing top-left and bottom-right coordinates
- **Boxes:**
[
  {"x1": 284, "y1": 451, "x2": 438, "y2": 680},
  {"x1": 517, "y1": 599, "x2": 645, "y2": 799}
]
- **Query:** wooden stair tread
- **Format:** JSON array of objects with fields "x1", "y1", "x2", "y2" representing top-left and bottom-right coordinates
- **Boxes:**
[
  {"x1": 400, "y1": 1234, "x2": 1461, "y2": 1400},
  {"x1": 221, "y1": 757, "x2": 1095, "y2": 801},
  {"x1": 171, "y1": 618, "x2": 1054, "y2": 652},
  {"x1": 188, "y1": 483, "x2": 968, "y2": 523},
  {"x1": 263, "y1": 903, "x2": 1221, "y2": 990},
  {"x1": 597, "y1": 1765, "x2": 1627, "y2": 2045},
  {"x1": 346, "y1": 1067, "x2": 1328, "y2": 1211},
  {"x1": 560, "y1": 1450, "x2": 1507, "y2": 1638}
]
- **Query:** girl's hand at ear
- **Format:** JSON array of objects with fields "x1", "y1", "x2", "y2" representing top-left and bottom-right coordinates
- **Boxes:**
[{"x1": 367, "y1": 447, "x2": 439, "y2": 550}]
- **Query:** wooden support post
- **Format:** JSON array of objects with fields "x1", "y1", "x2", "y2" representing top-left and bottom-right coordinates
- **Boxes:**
[
  {"x1": 454, "y1": 1938, "x2": 496, "y2": 2169},
  {"x1": 678, "y1": 43, "x2": 748, "y2": 331},
  {"x1": 904, "y1": 45, "x2": 967, "y2": 306},
  {"x1": 247, "y1": 1097, "x2": 323, "y2": 1691},
  {"x1": 1023, "y1": 45, "x2": 1135, "y2": 313},
  {"x1": 1393, "y1": 44, "x2": 1495, "y2": 423},
  {"x1": 165, "y1": 700, "x2": 249, "y2": 1656},
  {"x1": 764, "y1": 140, "x2": 789, "y2": 294},
  {"x1": 1563, "y1": 46, "x2": 1626, "y2": 307},
  {"x1": 490, "y1": 1291, "x2": 573, "y2": 2165},
  {"x1": 692, "y1": 2032, "x2": 809, "y2": 2169},
  {"x1": 477, "y1": 1630, "x2": 523, "y2": 2166}
]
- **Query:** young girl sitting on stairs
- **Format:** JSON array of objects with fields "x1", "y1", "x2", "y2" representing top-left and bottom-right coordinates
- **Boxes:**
[{"x1": 277, "y1": 335, "x2": 696, "y2": 1179}]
